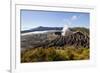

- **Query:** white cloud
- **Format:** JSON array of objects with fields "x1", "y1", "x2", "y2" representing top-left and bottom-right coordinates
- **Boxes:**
[
  {"x1": 71, "y1": 15, "x2": 78, "y2": 20},
  {"x1": 62, "y1": 15, "x2": 78, "y2": 27}
]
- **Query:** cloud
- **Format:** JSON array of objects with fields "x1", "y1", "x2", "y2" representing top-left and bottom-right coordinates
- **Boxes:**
[
  {"x1": 71, "y1": 15, "x2": 78, "y2": 20},
  {"x1": 62, "y1": 15, "x2": 78, "y2": 27}
]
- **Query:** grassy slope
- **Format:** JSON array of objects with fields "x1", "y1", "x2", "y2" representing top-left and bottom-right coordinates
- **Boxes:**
[{"x1": 21, "y1": 46, "x2": 89, "y2": 63}]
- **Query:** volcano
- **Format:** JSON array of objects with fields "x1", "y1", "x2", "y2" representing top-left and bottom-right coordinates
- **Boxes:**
[
  {"x1": 33, "y1": 31, "x2": 89, "y2": 49},
  {"x1": 21, "y1": 26, "x2": 89, "y2": 50}
]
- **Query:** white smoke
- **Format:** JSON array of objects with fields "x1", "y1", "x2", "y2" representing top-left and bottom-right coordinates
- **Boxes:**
[{"x1": 62, "y1": 25, "x2": 69, "y2": 36}]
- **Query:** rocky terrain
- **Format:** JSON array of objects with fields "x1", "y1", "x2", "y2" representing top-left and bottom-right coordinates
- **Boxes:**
[{"x1": 21, "y1": 27, "x2": 89, "y2": 51}]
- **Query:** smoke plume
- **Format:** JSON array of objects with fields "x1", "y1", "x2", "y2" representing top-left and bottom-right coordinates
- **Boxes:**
[{"x1": 62, "y1": 25, "x2": 69, "y2": 36}]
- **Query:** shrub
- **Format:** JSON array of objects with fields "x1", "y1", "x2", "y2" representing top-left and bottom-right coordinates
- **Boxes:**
[{"x1": 21, "y1": 46, "x2": 89, "y2": 63}]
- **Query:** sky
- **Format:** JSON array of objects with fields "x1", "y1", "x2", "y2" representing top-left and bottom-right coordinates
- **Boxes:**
[{"x1": 21, "y1": 10, "x2": 90, "y2": 31}]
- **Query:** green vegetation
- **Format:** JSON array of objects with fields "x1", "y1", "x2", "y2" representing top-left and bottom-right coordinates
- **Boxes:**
[
  {"x1": 70, "y1": 27, "x2": 89, "y2": 35},
  {"x1": 21, "y1": 46, "x2": 89, "y2": 63}
]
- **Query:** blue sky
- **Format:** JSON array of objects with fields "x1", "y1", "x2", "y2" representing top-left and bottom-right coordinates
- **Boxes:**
[{"x1": 21, "y1": 10, "x2": 90, "y2": 31}]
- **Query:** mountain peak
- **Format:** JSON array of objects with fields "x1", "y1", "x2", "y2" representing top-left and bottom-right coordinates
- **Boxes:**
[{"x1": 38, "y1": 26, "x2": 43, "y2": 28}]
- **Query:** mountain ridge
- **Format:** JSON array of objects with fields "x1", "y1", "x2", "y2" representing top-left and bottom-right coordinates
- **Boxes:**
[
  {"x1": 21, "y1": 26, "x2": 62, "y2": 33},
  {"x1": 21, "y1": 26, "x2": 89, "y2": 34}
]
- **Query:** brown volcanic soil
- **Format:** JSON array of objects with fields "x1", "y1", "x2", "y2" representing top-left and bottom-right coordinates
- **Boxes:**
[
  {"x1": 46, "y1": 31, "x2": 89, "y2": 48},
  {"x1": 21, "y1": 31, "x2": 89, "y2": 51}
]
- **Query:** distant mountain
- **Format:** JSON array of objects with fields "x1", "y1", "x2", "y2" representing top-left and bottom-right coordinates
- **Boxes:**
[
  {"x1": 21, "y1": 26, "x2": 63, "y2": 33},
  {"x1": 21, "y1": 26, "x2": 89, "y2": 35}
]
